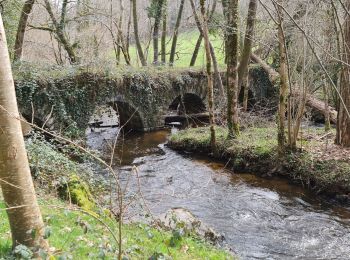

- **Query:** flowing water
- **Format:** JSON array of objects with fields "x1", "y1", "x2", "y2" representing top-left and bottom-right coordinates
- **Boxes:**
[{"x1": 87, "y1": 128, "x2": 350, "y2": 260}]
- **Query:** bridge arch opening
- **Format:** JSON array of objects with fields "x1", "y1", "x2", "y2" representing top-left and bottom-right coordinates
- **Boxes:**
[
  {"x1": 111, "y1": 101, "x2": 144, "y2": 131},
  {"x1": 169, "y1": 93, "x2": 206, "y2": 115},
  {"x1": 166, "y1": 93, "x2": 207, "y2": 127}
]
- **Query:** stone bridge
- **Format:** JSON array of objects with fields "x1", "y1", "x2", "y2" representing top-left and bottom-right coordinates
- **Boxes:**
[{"x1": 15, "y1": 66, "x2": 273, "y2": 133}]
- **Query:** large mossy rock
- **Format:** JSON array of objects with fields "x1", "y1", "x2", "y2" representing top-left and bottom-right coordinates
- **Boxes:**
[{"x1": 157, "y1": 208, "x2": 224, "y2": 245}]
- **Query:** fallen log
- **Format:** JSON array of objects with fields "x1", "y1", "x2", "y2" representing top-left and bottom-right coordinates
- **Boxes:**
[
  {"x1": 251, "y1": 53, "x2": 338, "y2": 124},
  {"x1": 305, "y1": 93, "x2": 338, "y2": 124}
]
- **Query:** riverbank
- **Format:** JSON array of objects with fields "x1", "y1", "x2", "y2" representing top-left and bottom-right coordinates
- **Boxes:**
[
  {"x1": 0, "y1": 133, "x2": 233, "y2": 259},
  {"x1": 168, "y1": 126, "x2": 350, "y2": 201},
  {"x1": 0, "y1": 195, "x2": 233, "y2": 259}
]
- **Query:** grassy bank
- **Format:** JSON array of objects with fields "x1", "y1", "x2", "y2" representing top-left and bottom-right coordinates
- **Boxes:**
[
  {"x1": 0, "y1": 196, "x2": 233, "y2": 259},
  {"x1": 0, "y1": 134, "x2": 233, "y2": 259},
  {"x1": 168, "y1": 126, "x2": 350, "y2": 200}
]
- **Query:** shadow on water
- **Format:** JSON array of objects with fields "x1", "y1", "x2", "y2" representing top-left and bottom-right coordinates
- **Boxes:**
[{"x1": 87, "y1": 128, "x2": 350, "y2": 260}]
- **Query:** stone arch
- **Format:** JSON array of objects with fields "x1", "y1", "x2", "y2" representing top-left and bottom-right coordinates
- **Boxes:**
[
  {"x1": 110, "y1": 100, "x2": 144, "y2": 131},
  {"x1": 168, "y1": 93, "x2": 207, "y2": 115}
]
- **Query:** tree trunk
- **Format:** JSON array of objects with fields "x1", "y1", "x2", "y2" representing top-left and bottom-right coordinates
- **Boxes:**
[
  {"x1": 189, "y1": 0, "x2": 224, "y2": 96},
  {"x1": 238, "y1": 0, "x2": 257, "y2": 85},
  {"x1": 200, "y1": 0, "x2": 216, "y2": 151},
  {"x1": 190, "y1": 35, "x2": 203, "y2": 67},
  {"x1": 337, "y1": 0, "x2": 350, "y2": 146},
  {"x1": 276, "y1": 0, "x2": 289, "y2": 155},
  {"x1": 324, "y1": 84, "x2": 331, "y2": 132},
  {"x1": 238, "y1": 0, "x2": 257, "y2": 110},
  {"x1": 0, "y1": 13, "x2": 48, "y2": 250},
  {"x1": 169, "y1": 0, "x2": 185, "y2": 66},
  {"x1": 161, "y1": 0, "x2": 167, "y2": 64},
  {"x1": 131, "y1": 0, "x2": 147, "y2": 66},
  {"x1": 13, "y1": 0, "x2": 35, "y2": 62},
  {"x1": 189, "y1": 0, "x2": 217, "y2": 67},
  {"x1": 153, "y1": 0, "x2": 165, "y2": 65},
  {"x1": 242, "y1": 70, "x2": 249, "y2": 111},
  {"x1": 44, "y1": 0, "x2": 78, "y2": 64},
  {"x1": 226, "y1": 0, "x2": 240, "y2": 138}
]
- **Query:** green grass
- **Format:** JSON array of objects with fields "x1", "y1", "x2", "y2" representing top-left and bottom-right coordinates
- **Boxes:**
[
  {"x1": 113, "y1": 30, "x2": 226, "y2": 68},
  {"x1": 0, "y1": 197, "x2": 233, "y2": 259},
  {"x1": 170, "y1": 126, "x2": 277, "y2": 157}
]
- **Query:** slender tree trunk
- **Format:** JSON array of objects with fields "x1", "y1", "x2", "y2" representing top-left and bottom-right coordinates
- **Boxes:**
[
  {"x1": 153, "y1": 0, "x2": 165, "y2": 65},
  {"x1": 169, "y1": 0, "x2": 185, "y2": 66},
  {"x1": 190, "y1": 0, "x2": 217, "y2": 67},
  {"x1": 238, "y1": 0, "x2": 257, "y2": 85},
  {"x1": 190, "y1": 35, "x2": 203, "y2": 66},
  {"x1": 131, "y1": 0, "x2": 147, "y2": 66},
  {"x1": 322, "y1": 84, "x2": 331, "y2": 132},
  {"x1": 238, "y1": 0, "x2": 257, "y2": 110},
  {"x1": 116, "y1": 0, "x2": 125, "y2": 64},
  {"x1": 221, "y1": 0, "x2": 229, "y2": 64},
  {"x1": 0, "y1": 13, "x2": 48, "y2": 250},
  {"x1": 126, "y1": 3, "x2": 132, "y2": 59},
  {"x1": 161, "y1": 0, "x2": 167, "y2": 64},
  {"x1": 13, "y1": 0, "x2": 35, "y2": 62},
  {"x1": 242, "y1": 72, "x2": 249, "y2": 111},
  {"x1": 189, "y1": 0, "x2": 224, "y2": 96},
  {"x1": 44, "y1": 0, "x2": 78, "y2": 64},
  {"x1": 200, "y1": 0, "x2": 216, "y2": 151},
  {"x1": 226, "y1": 0, "x2": 240, "y2": 138},
  {"x1": 336, "y1": 0, "x2": 350, "y2": 146},
  {"x1": 276, "y1": 0, "x2": 289, "y2": 155}
]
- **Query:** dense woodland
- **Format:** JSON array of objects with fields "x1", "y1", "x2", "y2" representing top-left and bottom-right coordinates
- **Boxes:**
[{"x1": 1, "y1": 0, "x2": 350, "y2": 259}]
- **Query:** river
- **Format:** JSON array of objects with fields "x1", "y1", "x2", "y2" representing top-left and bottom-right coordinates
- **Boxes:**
[{"x1": 87, "y1": 128, "x2": 350, "y2": 260}]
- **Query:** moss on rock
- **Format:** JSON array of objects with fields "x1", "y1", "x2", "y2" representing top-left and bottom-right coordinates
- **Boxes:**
[{"x1": 59, "y1": 174, "x2": 95, "y2": 211}]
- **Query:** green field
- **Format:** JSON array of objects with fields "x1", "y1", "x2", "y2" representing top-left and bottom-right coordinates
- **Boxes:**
[{"x1": 114, "y1": 30, "x2": 226, "y2": 68}]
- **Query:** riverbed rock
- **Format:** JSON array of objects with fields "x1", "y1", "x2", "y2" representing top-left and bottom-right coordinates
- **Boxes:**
[{"x1": 157, "y1": 208, "x2": 224, "y2": 245}]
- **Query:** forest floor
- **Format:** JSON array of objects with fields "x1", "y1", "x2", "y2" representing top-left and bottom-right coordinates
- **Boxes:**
[
  {"x1": 0, "y1": 134, "x2": 234, "y2": 259},
  {"x1": 168, "y1": 124, "x2": 350, "y2": 202}
]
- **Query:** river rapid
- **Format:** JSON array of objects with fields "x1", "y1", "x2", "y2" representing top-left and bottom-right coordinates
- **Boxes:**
[{"x1": 87, "y1": 128, "x2": 350, "y2": 260}]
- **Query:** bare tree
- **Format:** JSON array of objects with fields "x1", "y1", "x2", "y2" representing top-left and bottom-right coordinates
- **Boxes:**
[
  {"x1": 189, "y1": 0, "x2": 217, "y2": 67},
  {"x1": 131, "y1": 0, "x2": 147, "y2": 66},
  {"x1": 337, "y1": 0, "x2": 350, "y2": 147},
  {"x1": 225, "y1": 0, "x2": 240, "y2": 138},
  {"x1": 169, "y1": 0, "x2": 185, "y2": 66},
  {"x1": 161, "y1": 0, "x2": 167, "y2": 64},
  {"x1": 43, "y1": 0, "x2": 78, "y2": 64},
  {"x1": 275, "y1": 0, "x2": 288, "y2": 155},
  {"x1": 13, "y1": 0, "x2": 35, "y2": 62},
  {"x1": 0, "y1": 13, "x2": 48, "y2": 250},
  {"x1": 189, "y1": 0, "x2": 224, "y2": 96},
  {"x1": 151, "y1": 0, "x2": 165, "y2": 65},
  {"x1": 238, "y1": 0, "x2": 257, "y2": 111},
  {"x1": 200, "y1": 0, "x2": 216, "y2": 151}
]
